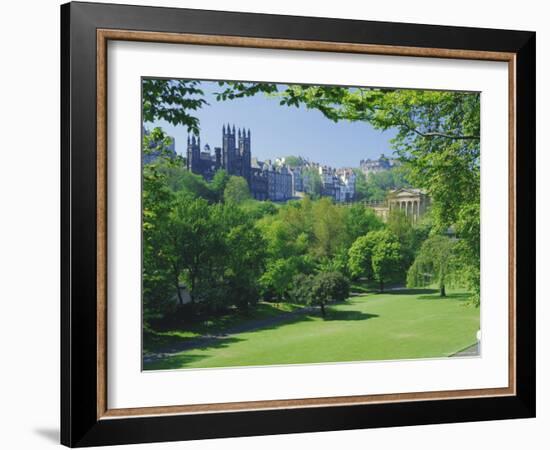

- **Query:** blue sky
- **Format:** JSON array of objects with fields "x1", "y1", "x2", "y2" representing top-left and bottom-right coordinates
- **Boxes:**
[{"x1": 145, "y1": 80, "x2": 397, "y2": 168}]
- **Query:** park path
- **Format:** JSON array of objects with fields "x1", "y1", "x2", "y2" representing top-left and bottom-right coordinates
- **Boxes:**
[
  {"x1": 450, "y1": 342, "x2": 480, "y2": 357},
  {"x1": 143, "y1": 305, "x2": 317, "y2": 365}
]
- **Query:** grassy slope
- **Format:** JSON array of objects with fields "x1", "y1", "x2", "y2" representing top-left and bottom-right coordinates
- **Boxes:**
[{"x1": 144, "y1": 289, "x2": 480, "y2": 370}]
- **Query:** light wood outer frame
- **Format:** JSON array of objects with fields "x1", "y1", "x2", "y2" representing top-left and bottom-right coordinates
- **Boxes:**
[{"x1": 96, "y1": 29, "x2": 517, "y2": 420}]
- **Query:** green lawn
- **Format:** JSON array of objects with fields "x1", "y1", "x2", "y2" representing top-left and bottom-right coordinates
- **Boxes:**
[{"x1": 144, "y1": 288, "x2": 480, "y2": 370}]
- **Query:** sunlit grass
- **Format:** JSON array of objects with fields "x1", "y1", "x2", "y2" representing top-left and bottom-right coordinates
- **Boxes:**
[{"x1": 144, "y1": 288, "x2": 479, "y2": 370}]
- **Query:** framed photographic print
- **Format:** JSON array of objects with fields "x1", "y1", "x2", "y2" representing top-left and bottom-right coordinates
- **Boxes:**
[{"x1": 61, "y1": 1, "x2": 536, "y2": 447}]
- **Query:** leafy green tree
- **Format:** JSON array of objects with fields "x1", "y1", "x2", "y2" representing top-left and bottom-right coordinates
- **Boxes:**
[
  {"x1": 160, "y1": 161, "x2": 214, "y2": 200},
  {"x1": 303, "y1": 168, "x2": 323, "y2": 198},
  {"x1": 370, "y1": 230, "x2": 404, "y2": 292},
  {"x1": 311, "y1": 197, "x2": 346, "y2": 258},
  {"x1": 453, "y1": 203, "x2": 480, "y2": 305},
  {"x1": 348, "y1": 235, "x2": 376, "y2": 281},
  {"x1": 223, "y1": 176, "x2": 251, "y2": 204},
  {"x1": 142, "y1": 127, "x2": 176, "y2": 162},
  {"x1": 363, "y1": 168, "x2": 410, "y2": 202},
  {"x1": 407, "y1": 235, "x2": 456, "y2": 297},
  {"x1": 142, "y1": 79, "x2": 207, "y2": 133},
  {"x1": 259, "y1": 258, "x2": 300, "y2": 301},
  {"x1": 343, "y1": 203, "x2": 383, "y2": 248},
  {"x1": 352, "y1": 169, "x2": 369, "y2": 201},
  {"x1": 239, "y1": 199, "x2": 278, "y2": 220},
  {"x1": 348, "y1": 230, "x2": 403, "y2": 291},
  {"x1": 210, "y1": 169, "x2": 230, "y2": 202},
  {"x1": 309, "y1": 272, "x2": 350, "y2": 317},
  {"x1": 218, "y1": 206, "x2": 266, "y2": 311},
  {"x1": 318, "y1": 247, "x2": 351, "y2": 278},
  {"x1": 288, "y1": 273, "x2": 315, "y2": 305},
  {"x1": 142, "y1": 129, "x2": 180, "y2": 325},
  {"x1": 284, "y1": 155, "x2": 305, "y2": 167},
  {"x1": 167, "y1": 193, "x2": 223, "y2": 305}
]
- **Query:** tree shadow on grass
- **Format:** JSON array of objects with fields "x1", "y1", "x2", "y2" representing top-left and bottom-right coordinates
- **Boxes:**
[
  {"x1": 144, "y1": 353, "x2": 210, "y2": 371},
  {"x1": 323, "y1": 309, "x2": 379, "y2": 321},
  {"x1": 416, "y1": 292, "x2": 471, "y2": 301},
  {"x1": 383, "y1": 288, "x2": 438, "y2": 296},
  {"x1": 143, "y1": 336, "x2": 244, "y2": 370}
]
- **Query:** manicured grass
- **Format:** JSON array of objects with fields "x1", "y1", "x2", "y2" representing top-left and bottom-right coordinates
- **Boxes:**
[{"x1": 144, "y1": 288, "x2": 480, "y2": 370}]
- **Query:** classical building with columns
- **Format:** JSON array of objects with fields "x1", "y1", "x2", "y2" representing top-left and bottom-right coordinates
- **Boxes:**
[
  {"x1": 368, "y1": 188, "x2": 429, "y2": 223},
  {"x1": 387, "y1": 188, "x2": 429, "y2": 223}
]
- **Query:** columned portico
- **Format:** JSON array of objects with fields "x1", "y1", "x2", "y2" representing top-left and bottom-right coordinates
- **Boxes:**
[{"x1": 386, "y1": 188, "x2": 429, "y2": 224}]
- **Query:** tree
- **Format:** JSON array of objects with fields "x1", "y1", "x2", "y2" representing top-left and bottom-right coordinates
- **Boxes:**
[
  {"x1": 363, "y1": 168, "x2": 410, "y2": 202},
  {"x1": 210, "y1": 169, "x2": 230, "y2": 202},
  {"x1": 303, "y1": 168, "x2": 323, "y2": 198},
  {"x1": 309, "y1": 272, "x2": 350, "y2": 317},
  {"x1": 218, "y1": 207, "x2": 266, "y2": 312},
  {"x1": 142, "y1": 131, "x2": 178, "y2": 325},
  {"x1": 370, "y1": 231, "x2": 404, "y2": 292},
  {"x1": 142, "y1": 127, "x2": 176, "y2": 163},
  {"x1": 348, "y1": 234, "x2": 376, "y2": 281},
  {"x1": 311, "y1": 197, "x2": 346, "y2": 258},
  {"x1": 167, "y1": 193, "x2": 223, "y2": 306},
  {"x1": 259, "y1": 258, "x2": 300, "y2": 301},
  {"x1": 142, "y1": 79, "x2": 207, "y2": 133},
  {"x1": 348, "y1": 230, "x2": 403, "y2": 291},
  {"x1": 223, "y1": 176, "x2": 251, "y2": 204},
  {"x1": 407, "y1": 235, "x2": 456, "y2": 297},
  {"x1": 288, "y1": 273, "x2": 316, "y2": 305},
  {"x1": 284, "y1": 155, "x2": 305, "y2": 167},
  {"x1": 343, "y1": 203, "x2": 383, "y2": 248}
]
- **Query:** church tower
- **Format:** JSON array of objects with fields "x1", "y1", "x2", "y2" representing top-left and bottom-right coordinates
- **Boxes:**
[
  {"x1": 239, "y1": 128, "x2": 251, "y2": 183},
  {"x1": 186, "y1": 134, "x2": 200, "y2": 173},
  {"x1": 222, "y1": 124, "x2": 237, "y2": 174}
]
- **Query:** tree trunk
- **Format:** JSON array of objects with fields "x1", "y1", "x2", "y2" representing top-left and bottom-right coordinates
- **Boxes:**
[
  {"x1": 175, "y1": 277, "x2": 184, "y2": 306},
  {"x1": 439, "y1": 267, "x2": 446, "y2": 297},
  {"x1": 379, "y1": 279, "x2": 384, "y2": 293},
  {"x1": 320, "y1": 303, "x2": 326, "y2": 317}
]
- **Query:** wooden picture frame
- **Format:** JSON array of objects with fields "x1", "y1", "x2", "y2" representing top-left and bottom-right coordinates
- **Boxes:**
[{"x1": 61, "y1": 1, "x2": 535, "y2": 447}]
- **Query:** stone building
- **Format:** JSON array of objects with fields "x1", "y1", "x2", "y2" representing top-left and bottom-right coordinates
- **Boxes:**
[
  {"x1": 290, "y1": 167, "x2": 304, "y2": 195},
  {"x1": 187, "y1": 125, "x2": 295, "y2": 202},
  {"x1": 359, "y1": 154, "x2": 399, "y2": 177},
  {"x1": 250, "y1": 167, "x2": 268, "y2": 200},
  {"x1": 336, "y1": 168, "x2": 356, "y2": 202},
  {"x1": 264, "y1": 161, "x2": 292, "y2": 201},
  {"x1": 187, "y1": 124, "x2": 250, "y2": 182},
  {"x1": 371, "y1": 188, "x2": 429, "y2": 223}
]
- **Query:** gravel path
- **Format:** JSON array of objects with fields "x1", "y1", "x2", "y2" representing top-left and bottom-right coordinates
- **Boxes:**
[{"x1": 450, "y1": 342, "x2": 480, "y2": 357}]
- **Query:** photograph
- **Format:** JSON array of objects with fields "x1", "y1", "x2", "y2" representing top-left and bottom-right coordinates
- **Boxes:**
[
  {"x1": 56, "y1": 1, "x2": 536, "y2": 446},
  {"x1": 141, "y1": 78, "x2": 481, "y2": 371}
]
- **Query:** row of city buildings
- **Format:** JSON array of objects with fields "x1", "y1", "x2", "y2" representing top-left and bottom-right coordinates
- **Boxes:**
[
  {"x1": 144, "y1": 124, "x2": 429, "y2": 223},
  {"x1": 185, "y1": 124, "x2": 357, "y2": 202}
]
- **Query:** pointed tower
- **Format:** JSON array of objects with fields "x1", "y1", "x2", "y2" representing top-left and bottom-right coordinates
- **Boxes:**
[
  {"x1": 222, "y1": 123, "x2": 236, "y2": 175},
  {"x1": 241, "y1": 126, "x2": 251, "y2": 184},
  {"x1": 187, "y1": 134, "x2": 200, "y2": 173}
]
